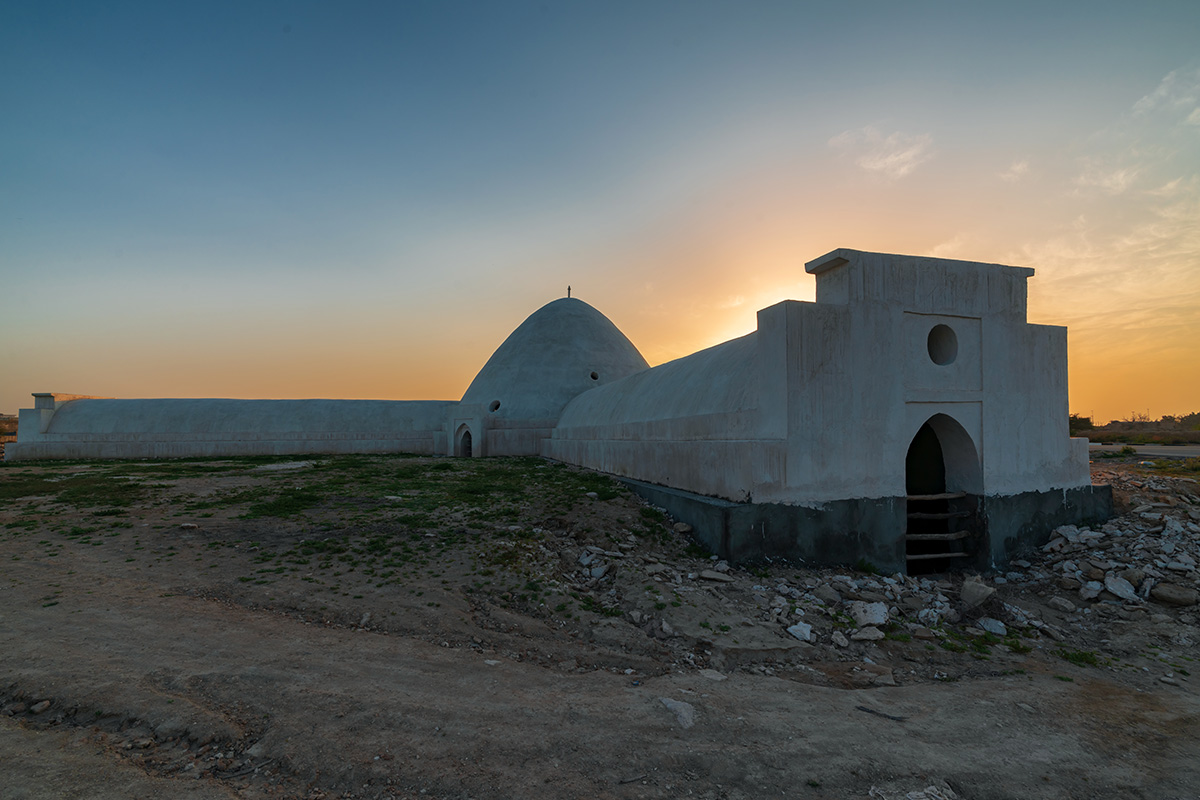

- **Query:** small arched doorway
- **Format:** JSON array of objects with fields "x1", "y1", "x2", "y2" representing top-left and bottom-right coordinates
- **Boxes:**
[
  {"x1": 455, "y1": 426, "x2": 473, "y2": 458},
  {"x1": 904, "y1": 415, "x2": 982, "y2": 574}
]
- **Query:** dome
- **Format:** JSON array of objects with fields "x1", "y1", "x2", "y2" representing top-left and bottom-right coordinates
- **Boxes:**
[{"x1": 461, "y1": 297, "x2": 649, "y2": 421}]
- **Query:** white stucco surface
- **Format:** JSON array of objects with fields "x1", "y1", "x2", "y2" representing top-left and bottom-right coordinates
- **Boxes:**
[
  {"x1": 546, "y1": 249, "x2": 1091, "y2": 505},
  {"x1": 7, "y1": 249, "x2": 1092, "y2": 515},
  {"x1": 454, "y1": 297, "x2": 649, "y2": 457},
  {"x1": 460, "y1": 297, "x2": 649, "y2": 420},
  {"x1": 9, "y1": 398, "x2": 453, "y2": 460}
]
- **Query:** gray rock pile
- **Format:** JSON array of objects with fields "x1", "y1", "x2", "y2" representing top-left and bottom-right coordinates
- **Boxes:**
[{"x1": 1039, "y1": 472, "x2": 1200, "y2": 609}]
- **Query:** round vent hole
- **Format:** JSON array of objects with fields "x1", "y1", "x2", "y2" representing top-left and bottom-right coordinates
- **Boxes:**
[
  {"x1": 590, "y1": 371, "x2": 599, "y2": 381},
  {"x1": 927, "y1": 324, "x2": 958, "y2": 366},
  {"x1": 488, "y1": 400, "x2": 501, "y2": 412}
]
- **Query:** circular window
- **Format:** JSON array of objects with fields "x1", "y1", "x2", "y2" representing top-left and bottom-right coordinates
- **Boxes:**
[
  {"x1": 589, "y1": 371, "x2": 599, "y2": 381},
  {"x1": 488, "y1": 400, "x2": 501, "y2": 412},
  {"x1": 927, "y1": 324, "x2": 957, "y2": 365}
]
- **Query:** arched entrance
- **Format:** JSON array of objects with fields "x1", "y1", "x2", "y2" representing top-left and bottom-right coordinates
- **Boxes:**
[
  {"x1": 455, "y1": 425, "x2": 473, "y2": 458},
  {"x1": 904, "y1": 414, "x2": 983, "y2": 574}
]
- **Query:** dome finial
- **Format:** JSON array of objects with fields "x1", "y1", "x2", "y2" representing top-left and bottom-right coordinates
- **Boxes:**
[{"x1": 567, "y1": 285, "x2": 571, "y2": 298}]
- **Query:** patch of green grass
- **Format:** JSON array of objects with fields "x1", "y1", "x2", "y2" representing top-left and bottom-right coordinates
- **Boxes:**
[
  {"x1": 853, "y1": 558, "x2": 880, "y2": 575},
  {"x1": 56, "y1": 474, "x2": 148, "y2": 507},
  {"x1": 639, "y1": 507, "x2": 668, "y2": 526},
  {"x1": 578, "y1": 595, "x2": 623, "y2": 617},
  {"x1": 242, "y1": 488, "x2": 325, "y2": 518},
  {"x1": 1054, "y1": 648, "x2": 1100, "y2": 667},
  {"x1": 0, "y1": 475, "x2": 60, "y2": 501}
]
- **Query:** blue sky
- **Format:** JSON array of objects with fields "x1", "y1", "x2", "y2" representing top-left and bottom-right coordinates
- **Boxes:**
[{"x1": 3, "y1": 1, "x2": 1198, "y2": 421}]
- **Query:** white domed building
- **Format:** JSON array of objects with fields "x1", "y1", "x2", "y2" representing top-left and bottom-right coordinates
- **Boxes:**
[
  {"x1": 7, "y1": 249, "x2": 1111, "y2": 572},
  {"x1": 451, "y1": 297, "x2": 650, "y2": 457}
]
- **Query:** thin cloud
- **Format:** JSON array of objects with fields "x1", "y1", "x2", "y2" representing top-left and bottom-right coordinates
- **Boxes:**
[
  {"x1": 1074, "y1": 160, "x2": 1139, "y2": 195},
  {"x1": 1132, "y1": 68, "x2": 1200, "y2": 116},
  {"x1": 717, "y1": 295, "x2": 746, "y2": 309},
  {"x1": 828, "y1": 126, "x2": 935, "y2": 179},
  {"x1": 1146, "y1": 177, "x2": 1185, "y2": 197},
  {"x1": 999, "y1": 160, "x2": 1030, "y2": 183},
  {"x1": 930, "y1": 233, "x2": 971, "y2": 258}
]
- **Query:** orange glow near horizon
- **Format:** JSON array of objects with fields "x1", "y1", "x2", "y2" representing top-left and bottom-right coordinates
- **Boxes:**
[
  {"x1": 3, "y1": 9, "x2": 1197, "y2": 426},
  {"x1": 5, "y1": 241, "x2": 1194, "y2": 427}
]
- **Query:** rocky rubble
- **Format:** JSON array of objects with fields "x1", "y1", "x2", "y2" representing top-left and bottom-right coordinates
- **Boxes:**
[
  {"x1": 1039, "y1": 467, "x2": 1200, "y2": 608},
  {"x1": 538, "y1": 463, "x2": 1200, "y2": 687}
]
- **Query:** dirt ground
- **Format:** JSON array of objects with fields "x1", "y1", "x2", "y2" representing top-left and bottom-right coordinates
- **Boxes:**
[{"x1": 1, "y1": 454, "x2": 1197, "y2": 799}]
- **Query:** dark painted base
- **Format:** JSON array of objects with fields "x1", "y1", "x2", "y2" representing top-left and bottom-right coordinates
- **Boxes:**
[
  {"x1": 621, "y1": 478, "x2": 1113, "y2": 575},
  {"x1": 620, "y1": 479, "x2": 910, "y2": 574},
  {"x1": 982, "y1": 484, "x2": 1113, "y2": 566}
]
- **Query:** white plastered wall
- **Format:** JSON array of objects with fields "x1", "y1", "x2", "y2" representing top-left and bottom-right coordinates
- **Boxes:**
[{"x1": 548, "y1": 249, "x2": 1091, "y2": 506}]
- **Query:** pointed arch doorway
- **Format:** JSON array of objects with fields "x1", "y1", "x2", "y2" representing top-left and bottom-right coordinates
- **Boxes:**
[
  {"x1": 904, "y1": 414, "x2": 983, "y2": 574},
  {"x1": 455, "y1": 425, "x2": 473, "y2": 458}
]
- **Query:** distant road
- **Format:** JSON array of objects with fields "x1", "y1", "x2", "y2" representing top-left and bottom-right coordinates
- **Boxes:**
[{"x1": 1088, "y1": 443, "x2": 1200, "y2": 459}]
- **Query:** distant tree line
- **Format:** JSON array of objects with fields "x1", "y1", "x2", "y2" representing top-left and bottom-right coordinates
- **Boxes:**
[{"x1": 1071, "y1": 411, "x2": 1200, "y2": 443}]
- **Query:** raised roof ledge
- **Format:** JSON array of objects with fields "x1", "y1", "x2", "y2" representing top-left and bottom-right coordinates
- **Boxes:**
[{"x1": 805, "y1": 248, "x2": 1036, "y2": 278}]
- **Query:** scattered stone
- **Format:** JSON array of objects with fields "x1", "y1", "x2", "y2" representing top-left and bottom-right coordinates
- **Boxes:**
[
  {"x1": 30, "y1": 700, "x2": 50, "y2": 714},
  {"x1": 659, "y1": 697, "x2": 696, "y2": 729},
  {"x1": 1119, "y1": 568, "x2": 1145, "y2": 587},
  {"x1": 786, "y1": 622, "x2": 814, "y2": 643},
  {"x1": 813, "y1": 584, "x2": 841, "y2": 605},
  {"x1": 832, "y1": 631, "x2": 850, "y2": 648},
  {"x1": 1104, "y1": 575, "x2": 1140, "y2": 603},
  {"x1": 179, "y1": 523, "x2": 198, "y2": 530},
  {"x1": 1078, "y1": 581, "x2": 1103, "y2": 601},
  {"x1": 584, "y1": 491, "x2": 599, "y2": 499},
  {"x1": 1047, "y1": 597, "x2": 1076, "y2": 613},
  {"x1": 672, "y1": 522, "x2": 693, "y2": 534},
  {"x1": 960, "y1": 579, "x2": 994, "y2": 609},
  {"x1": 848, "y1": 601, "x2": 889, "y2": 627},
  {"x1": 870, "y1": 668, "x2": 897, "y2": 686},
  {"x1": 699, "y1": 669, "x2": 727, "y2": 681},
  {"x1": 1151, "y1": 583, "x2": 1199, "y2": 607},
  {"x1": 699, "y1": 570, "x2": 734, "y2": 583},
  {"x1": 851, "y1": 626, "x2": 885, "y2": 641},
  {"x1": 912, "y1": 627, "x2": 937, "y2": 640},
  {"x1": 976, "y1": 618, "x2": 1007, "y2": 636}
]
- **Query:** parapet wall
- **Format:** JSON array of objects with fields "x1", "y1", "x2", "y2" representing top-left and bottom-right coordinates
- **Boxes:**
[{"x1": 6, "y1": 397, "x2": 454, "y2": 461}]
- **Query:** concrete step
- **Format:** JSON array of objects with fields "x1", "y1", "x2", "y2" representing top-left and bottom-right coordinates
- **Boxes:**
[
  {"x1": 905, "y1": 531, "x2": 969, "y2": 541},
  {"x1": 906, "y1": 552, "x2": 971, "y2": 561},
  {"x1": 907, "y1": 511, "x2": 971, "y2": 520}
]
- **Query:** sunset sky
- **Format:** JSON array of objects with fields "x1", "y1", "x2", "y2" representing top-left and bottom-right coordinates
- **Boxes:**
[{"x1": 3, "y1": 1, "x2": 1198, "y2": 423}]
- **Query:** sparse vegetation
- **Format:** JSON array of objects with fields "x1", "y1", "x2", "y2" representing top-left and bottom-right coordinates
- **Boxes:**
[{"x1": 1054, "y1": 648, "x2": 1100, "y2": 667}]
